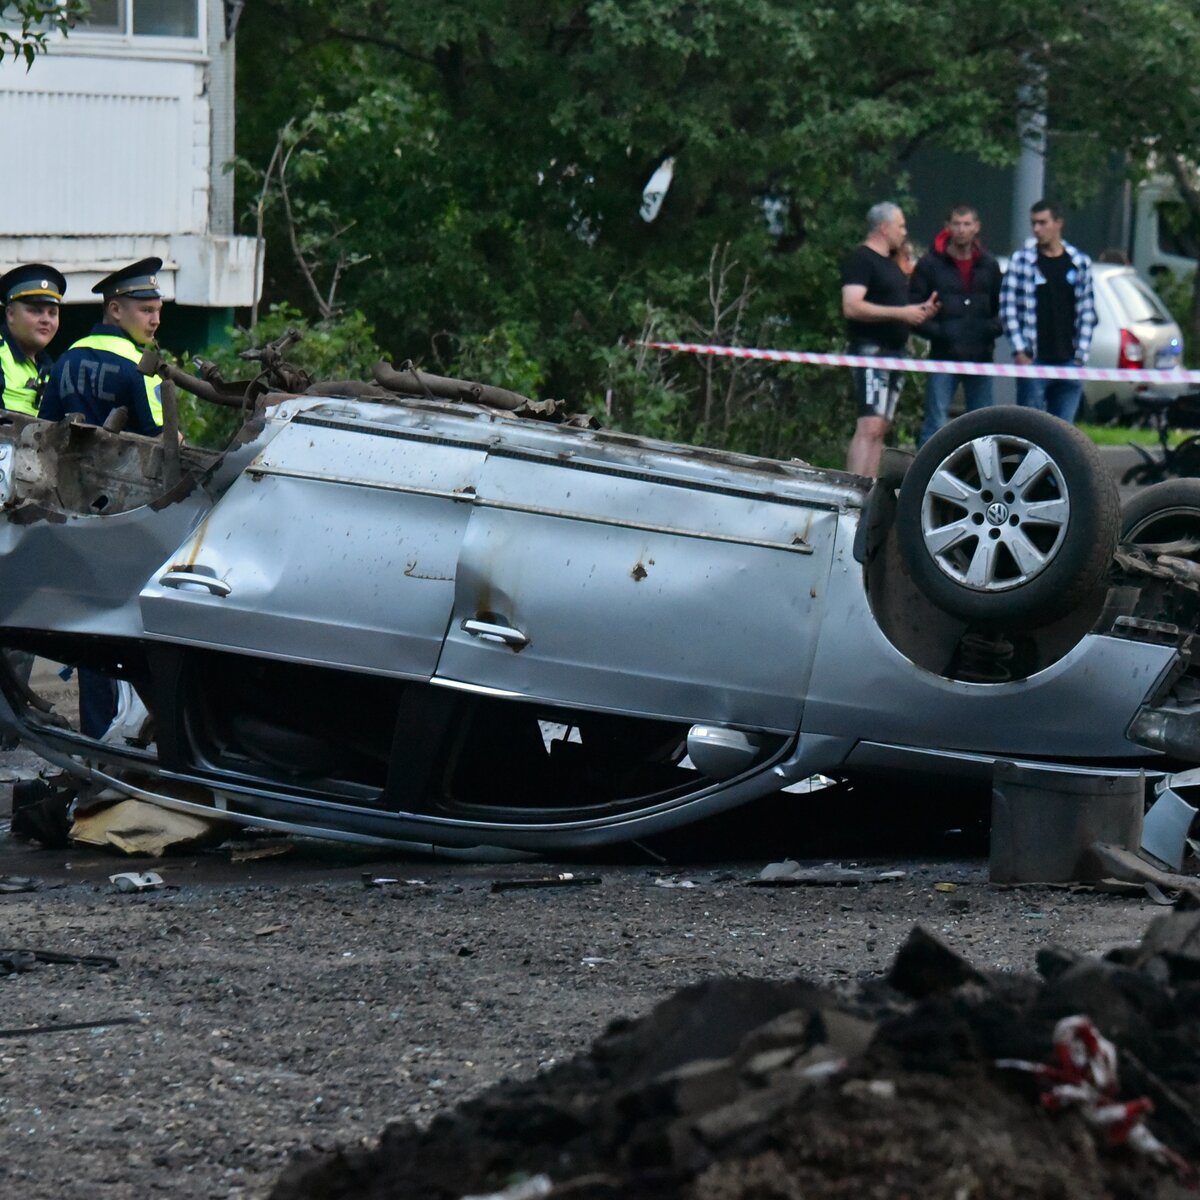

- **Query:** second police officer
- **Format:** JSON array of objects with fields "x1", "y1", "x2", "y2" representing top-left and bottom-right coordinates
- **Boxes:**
[
  {"x1": 0, "y1": 264, "x2": 66, "y2": 416},
  {"x1": 41, "y1": 257, "x2": 164, "y2": 434}
]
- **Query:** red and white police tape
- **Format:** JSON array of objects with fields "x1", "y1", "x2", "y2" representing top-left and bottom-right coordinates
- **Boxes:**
[
  {"x1": 639, "y1": 340, "x2": 1200, "y2": 387},
  {"x1": 998, "y1": 1015, "x2": 1194, "y2": 1181}
]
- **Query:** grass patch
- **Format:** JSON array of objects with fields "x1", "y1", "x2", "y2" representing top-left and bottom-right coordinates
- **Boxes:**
[{"x1": 1078, "y1": 422, "x2": 1184, "y2": 447}]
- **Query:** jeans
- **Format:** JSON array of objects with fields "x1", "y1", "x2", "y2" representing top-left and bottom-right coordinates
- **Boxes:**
[
  {"x1": 79, "y1": 669, "x2": 118, "y2": 738},
  {"x1": 1016, "y1": 373, "x2": 1083, "y2": 423},
  {"x1": 918, "y1": 372, "x2": 994, "y2": 447}
]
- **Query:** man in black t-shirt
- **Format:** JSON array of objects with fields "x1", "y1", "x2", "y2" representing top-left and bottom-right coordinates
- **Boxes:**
[
  {"x1": 999, "y1": 200, "x2": 1097, "y2": 422},
  {"x1": 841, "y1": 202, "x2": 940, "y2": 475}
]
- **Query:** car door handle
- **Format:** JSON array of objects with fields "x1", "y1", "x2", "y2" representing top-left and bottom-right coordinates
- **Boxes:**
[
  {"x1": 462, "y1": 618, "x2": 529, "y2": 647},
  {"x1": 158, "y1": 571, "x2": 232, "y2": 597}
]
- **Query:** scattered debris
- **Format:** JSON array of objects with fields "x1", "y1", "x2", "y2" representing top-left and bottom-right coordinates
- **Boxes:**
[
  {"x1": 10, "y1": 777, "x2": 74, "y2": 848},
  {"x1": 0, "y1": 947, "x2": 118, "y2": 976},
  {"x1": 1142, "y1": 882, "x2": 1180, "y2": 906},
  {"x1": 2, "y1": 949, "x2": 41, "y2": 976},
  {"x1": 1091, "y1": 878, "x2": 1153, "y2": 897},
  {"x1": 74, "y1": 798, "x2": 227, "y2": 857},
  {"x1": 362, "y1": 874, "x2": 426, "y2": 889},
  {"x1": 360, "y1": 873, "x2": 464, "y2": 897},
  {"x1": 1083, "y1": 842, "x2": 1200, "y2": 905},
  {"x1": 230, "y1": 841, "x2": 295, "y2": 863},
  {"x1": 652, "y1": 876, "x2": 699, "y2": 889},
  {"x1": 0, "y1": 764, "x2": 49, "y2": 784},
  {"x1": 934, "y1": 881, "x2": 958, "y2": 892},
  {"x1": 1142, "y1": 775, "x2": 1199, "y2": 871},
  {"x1": 0, "y1": 875, "x2": 39, "y2": 894},
  {"x1": 109, "y1": 871, "x2": 164, "y2": 893},
  {"x1": 748, "y1": 860, "x2": 905, "y2": 886},
  {"x1": 0, "y1": 1016, "x2": 139, "y2": 1039},
  {"x1": 490, "y1": 873, "x2": 602, "y2": 893},
  {"x1": 461, "y1": 1175, "x2": 553, "y2": 1200}
]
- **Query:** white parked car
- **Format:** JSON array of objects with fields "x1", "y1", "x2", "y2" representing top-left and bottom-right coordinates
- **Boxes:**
[{"x1": 1084, "y1": 263, "x2": 1185, "y2": 422}]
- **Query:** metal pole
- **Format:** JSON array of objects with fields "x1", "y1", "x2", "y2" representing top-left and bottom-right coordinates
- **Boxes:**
[{"x1": 1012, "y1": 62, "x2": 1046, "y2": 247}]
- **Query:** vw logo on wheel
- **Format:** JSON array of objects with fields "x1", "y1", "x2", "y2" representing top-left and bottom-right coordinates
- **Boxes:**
[{"x1": 985, "y1": 501, "x2": 1010, "y2": 526}]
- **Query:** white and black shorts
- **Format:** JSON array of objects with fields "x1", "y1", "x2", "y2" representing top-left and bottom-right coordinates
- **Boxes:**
[{"x1": 849, "y1": 343, "x2": 902, "y2": 421}]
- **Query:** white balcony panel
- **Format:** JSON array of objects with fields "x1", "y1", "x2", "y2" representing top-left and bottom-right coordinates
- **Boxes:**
[{"x1": 2, "y1": 90, "x2": 186, "y2": 235}]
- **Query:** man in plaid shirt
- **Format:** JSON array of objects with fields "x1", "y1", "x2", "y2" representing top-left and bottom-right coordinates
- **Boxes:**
[{"x1": 1000, "y1": 200, "x2": 1096, "y2": 422}]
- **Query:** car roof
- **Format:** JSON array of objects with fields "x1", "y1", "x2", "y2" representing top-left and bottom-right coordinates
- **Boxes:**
[{"x1": 1092, "y1": 262, "x2": 1138, "y2": 280}]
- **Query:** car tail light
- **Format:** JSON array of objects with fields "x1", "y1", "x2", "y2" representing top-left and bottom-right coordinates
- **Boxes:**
[{"x1": 1118, "y1": 329, "x2": 1145, "y2": 369}]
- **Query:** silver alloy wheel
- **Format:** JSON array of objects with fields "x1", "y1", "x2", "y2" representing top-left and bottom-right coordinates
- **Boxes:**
[{"x1": 920, "y1": 433, "x2": 1071, "y2": 591}]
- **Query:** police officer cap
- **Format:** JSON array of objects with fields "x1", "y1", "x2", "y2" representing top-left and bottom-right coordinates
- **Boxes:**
[
  {"x1": 92, "y1": 257, "x2": 163, "y2": 302},
  {"x1": 0, "y1": 263, "x2": 66, "y2": 306}
]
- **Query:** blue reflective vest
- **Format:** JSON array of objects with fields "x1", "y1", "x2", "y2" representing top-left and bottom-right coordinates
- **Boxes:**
[{"x1": 41, "y1": 324, "x2": 162, "y2": 435}]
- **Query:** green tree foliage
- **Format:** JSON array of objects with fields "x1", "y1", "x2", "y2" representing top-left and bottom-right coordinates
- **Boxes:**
[
  {"x1": 232, "y1": 0, "x2": 1200, "y2": 459},
  {"x1": 1, "y1": 0, "x2": 86, "y2": 67},
  {"x1": 1046, "y1": 1, "x2": 1200, "y2": 351},
  {"x1": 178, "y1": 305, "x2": 383, "y2": 447}
]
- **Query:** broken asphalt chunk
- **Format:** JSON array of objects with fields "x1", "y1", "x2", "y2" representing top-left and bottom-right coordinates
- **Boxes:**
[
  {"x1": 1120, "y1": 910, "x2": 1200, "y2": 985},
  {"x1": 1036, "y1": 946, "x2": 1082, "y2": 981},
  {"x1": 886, "y1": 926, "x2": 986, "y2": 998},
  {"x1": 0, "y1": 875, "x2": 39, "y2": 894}
]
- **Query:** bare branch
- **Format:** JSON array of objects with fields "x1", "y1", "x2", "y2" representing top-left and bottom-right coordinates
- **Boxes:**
[
  {"x1": 278, "y1": 126, "x2": 333, "y2": 320},
  {"x1": 322, "y1": 25, "x2": 435, "y2": 67},
  {"x1": 250, "y1": 123, "x2": 289, "y2": 331}
]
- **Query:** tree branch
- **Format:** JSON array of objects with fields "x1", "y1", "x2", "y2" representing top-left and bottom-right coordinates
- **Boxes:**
[{"x1": 278, "y1": 128, "x2": 333, "y2": 320}]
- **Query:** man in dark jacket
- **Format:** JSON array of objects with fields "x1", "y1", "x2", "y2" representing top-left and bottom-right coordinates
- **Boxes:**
[{"x1": 910, "y1": 205, "x2": 1004, "y2": 446}]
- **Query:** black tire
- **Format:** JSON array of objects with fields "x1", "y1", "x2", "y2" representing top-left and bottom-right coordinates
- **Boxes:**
[
  {"x1": 1122, "y1": 460, "x2": 1166, "y2": 487},
  {"x1": 1120, "y1": 479, "x2": 1200, "y2": 555},
  {"x1": 895, "y1": 407, "x2": 1119, "y2": 627}
]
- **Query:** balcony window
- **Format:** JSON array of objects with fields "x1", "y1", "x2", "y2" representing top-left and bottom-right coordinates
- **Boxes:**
[
  {"x1": 77, "y1": 0, "x2": 198, "y2": 37},
  {"x1": 133, "y1": 0, "x2": 197, "y2": 37},
  {"x1": 79, "y1": 0, "x2": 125, "y2": 32}
]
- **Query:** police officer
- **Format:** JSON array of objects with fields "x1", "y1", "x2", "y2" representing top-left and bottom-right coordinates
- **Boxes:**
[
  {"x1": 0, "y1": 264, "x2": 65, "y2": 416},
  {"x1": 41, "y1": 257, "x2": 164, "y2": 435},
  {"x1": 40, "y1": 260, "x2": 165, "y2": 737}
]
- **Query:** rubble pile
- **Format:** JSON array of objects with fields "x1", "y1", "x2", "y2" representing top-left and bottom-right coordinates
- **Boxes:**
[{"x1": 272, "y1": 914, "x2": 1200, "y2": 1200}]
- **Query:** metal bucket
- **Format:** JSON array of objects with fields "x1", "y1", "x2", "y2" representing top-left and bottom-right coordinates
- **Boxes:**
[{"x1": 990, "y1": 761, "x2": 1145, "y2": 884}]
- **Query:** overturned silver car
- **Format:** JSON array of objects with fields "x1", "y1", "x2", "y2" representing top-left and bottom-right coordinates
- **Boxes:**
[{"x1": 2, "y1": 354, "x2": 1199, "y2": 852}]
